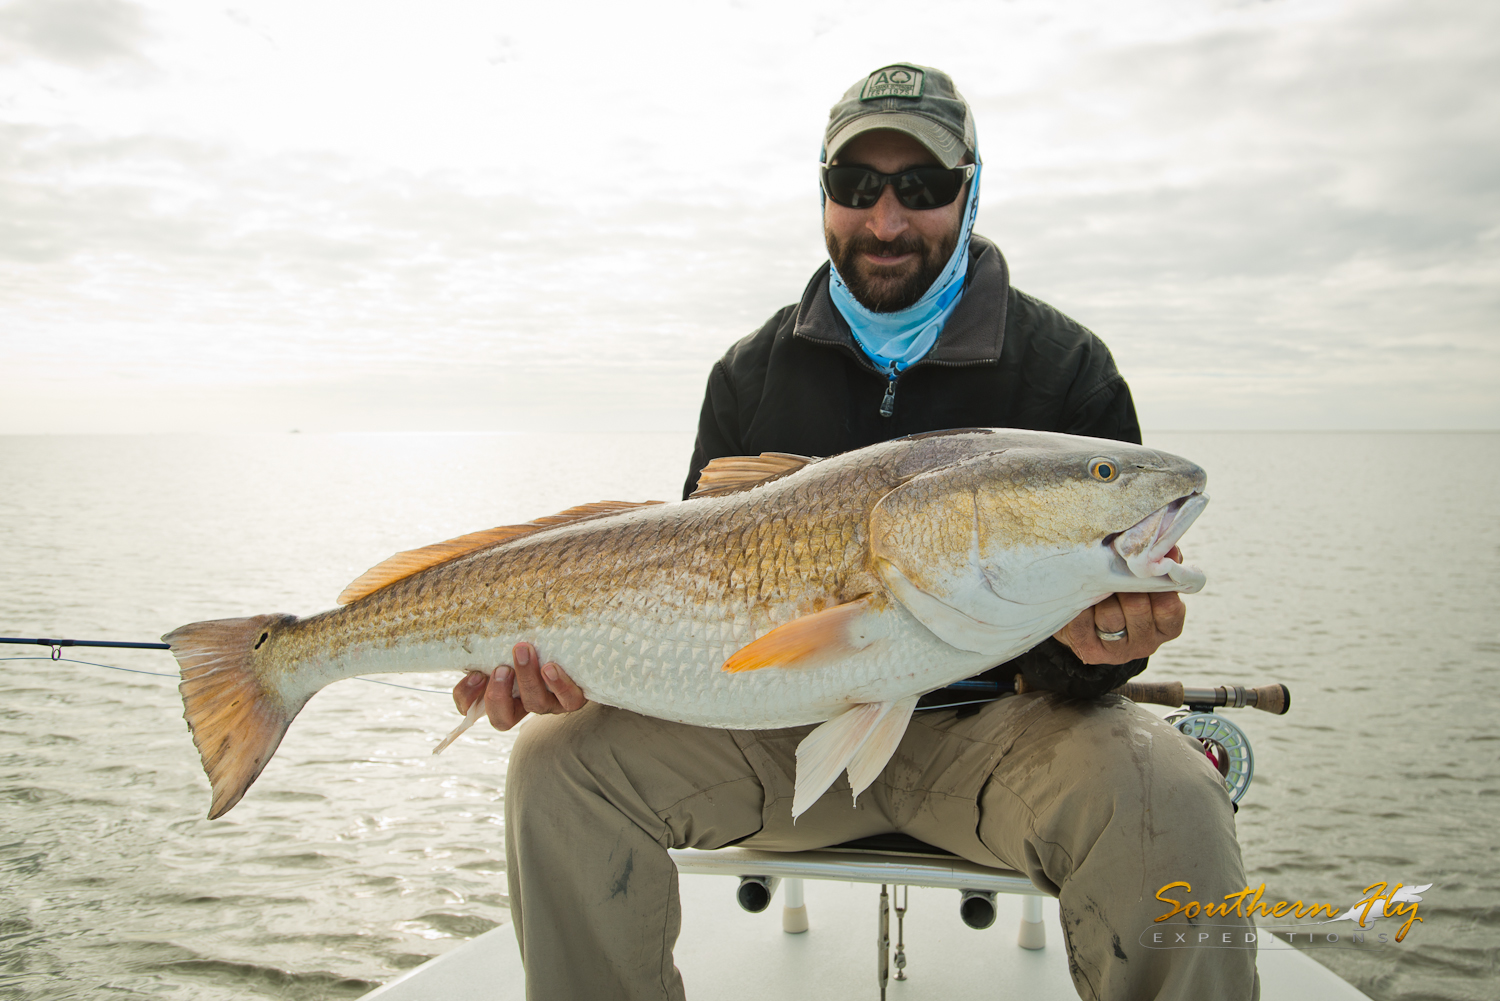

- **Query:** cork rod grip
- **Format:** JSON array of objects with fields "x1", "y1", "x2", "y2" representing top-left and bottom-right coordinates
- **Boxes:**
[
  {"x1": 1251, "y1": 683, "x2": 1291, "y2": 715},
  {"x1": 1112, "y1": 680, "x2": 1292, "y2": 714},
  {"x1": 1113, "y1": 680, "x2": 1184, "y2": 707}
]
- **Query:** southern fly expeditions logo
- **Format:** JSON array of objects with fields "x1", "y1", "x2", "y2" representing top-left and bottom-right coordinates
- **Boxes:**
[
  {"x1": 860, "y1": 66, "x2": 924, "y2": 100},
  {"x1": 1142, "y1": 880, "x2": 1431, "y2": 949}
]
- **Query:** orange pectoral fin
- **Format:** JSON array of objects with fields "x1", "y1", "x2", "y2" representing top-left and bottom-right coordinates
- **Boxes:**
[{"x1": 721, "y1": 597, "x2": 876, "y2": 673}]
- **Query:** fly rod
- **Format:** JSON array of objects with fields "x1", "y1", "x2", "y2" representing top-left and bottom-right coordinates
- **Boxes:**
[
  {"x1": 0, "y1": 635, "x2": 447, "y2": 693},
  {"x1": 0, "y1": 636, "x2": 171, "y2": 651},
  {"x1": 1, "y1": 635, "x2": 1292, "y2": 713},
  {"x1": 921, "y1": 676, "x2": 1291, "y2": 713}
]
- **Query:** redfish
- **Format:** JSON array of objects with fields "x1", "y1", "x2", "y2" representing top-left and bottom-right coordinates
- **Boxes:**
[{"x1": 166, "y1": 429, "x2": 1207, "y2": 820}]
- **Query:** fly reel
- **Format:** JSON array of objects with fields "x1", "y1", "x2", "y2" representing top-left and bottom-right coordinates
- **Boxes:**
[
  {"x1": 1113, "y1": 680, "x2": 1288, "y2": 806},
  {"x1": 1166, "y1": 710, "x2": 1254, "y2": 803}
]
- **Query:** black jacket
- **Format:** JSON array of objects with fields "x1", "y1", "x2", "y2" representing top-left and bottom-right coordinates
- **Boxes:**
[{"x1": 683, "y1": 235, "x2": 1147, "y2": 699}]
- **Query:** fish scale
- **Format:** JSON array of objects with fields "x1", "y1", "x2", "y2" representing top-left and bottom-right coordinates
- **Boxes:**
[
  {"x1": 164, "y1": 429, "x2": 1210, "y2": 819},
  {"x1": 278, "y1": 486, "x2": 881, "y2": 719}
]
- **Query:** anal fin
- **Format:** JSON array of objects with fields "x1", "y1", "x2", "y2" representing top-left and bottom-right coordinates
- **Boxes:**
[{"x1": 791, "y1": 695, "x2": 918, "y2": 820}]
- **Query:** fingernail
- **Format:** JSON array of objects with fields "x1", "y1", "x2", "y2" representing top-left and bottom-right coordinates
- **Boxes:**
[
  {"x1": 516, "y1": 645, "x2": 532, "y2": 668},
  {"x1": 465, "y1": 672, "x2": 486, "y2": 688},
  {"x1": 493, "y1": 666, "x2": 511, "y2": 685},
  {"x1": 541, "y1": 664, "x2": 558, "y2": 684}
]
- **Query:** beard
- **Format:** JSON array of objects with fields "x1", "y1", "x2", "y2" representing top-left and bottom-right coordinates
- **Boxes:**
[{"x1": 825, "y1": 226, "x2": 959, "y2": 313}]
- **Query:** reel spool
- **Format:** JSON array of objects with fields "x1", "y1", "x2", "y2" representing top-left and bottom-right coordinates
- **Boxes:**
[
  {"x1": 1113, "y1": 680, "x2": 1285, "y2": 806},
  {"x1": 1167, "y1": 710, "x2": 1254, "y2": 804}
]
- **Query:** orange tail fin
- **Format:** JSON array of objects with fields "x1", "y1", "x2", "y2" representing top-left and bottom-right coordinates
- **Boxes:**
[{"x1": 164, "y1": 613, "x2": 301, "y2": 819}]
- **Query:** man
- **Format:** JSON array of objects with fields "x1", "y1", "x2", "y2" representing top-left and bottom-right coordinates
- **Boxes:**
[{"x1": 455, "y1": 64, "x2": 1259, "y2": 1000}]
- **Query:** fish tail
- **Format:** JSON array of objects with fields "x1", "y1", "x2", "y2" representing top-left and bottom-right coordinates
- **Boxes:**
[{"x1": 164, "y1": 613, "x2": 301, "y2": 819}]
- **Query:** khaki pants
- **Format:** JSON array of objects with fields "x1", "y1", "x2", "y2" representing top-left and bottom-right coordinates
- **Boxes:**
[{"x1": 505, "y1": 693, "x2": 1259, "y2": 1000}]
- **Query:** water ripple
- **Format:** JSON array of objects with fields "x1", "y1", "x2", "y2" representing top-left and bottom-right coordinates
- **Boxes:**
[{"x1": 2, "y1": 431, "x2": 1495, "y2": 1000}]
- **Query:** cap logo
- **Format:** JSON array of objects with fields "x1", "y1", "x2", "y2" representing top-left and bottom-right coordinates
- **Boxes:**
[{"x1": 860, "y1": 66, "x2": 924, "y2": 101}]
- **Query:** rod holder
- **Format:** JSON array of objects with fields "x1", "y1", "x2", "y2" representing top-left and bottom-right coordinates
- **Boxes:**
[
  {"x1": 959, "y1": 889, "x2": 997, "y2": 929},
  {"x1": 736, "y1": 875, "x2": 779, "y2": 913}
]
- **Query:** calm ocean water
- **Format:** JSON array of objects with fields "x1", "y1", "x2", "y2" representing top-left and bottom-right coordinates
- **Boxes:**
[{"x1": 0, "y1": 432, "x2": 1495, "y2": 1000}]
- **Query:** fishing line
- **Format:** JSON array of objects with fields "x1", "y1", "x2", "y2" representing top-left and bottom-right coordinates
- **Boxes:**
[
  {"x1": 346, "y1": 676, "x2": 456, "y2": 695},
  {"x1": 0, "y1": 638, "x2": 456, "y2": 695},
  {"x1": 0, "y1": 655, "x2": 455, "y2": 694},
  {"x1": 0, "y1": 655, "x2": 180, "y2": 677}
]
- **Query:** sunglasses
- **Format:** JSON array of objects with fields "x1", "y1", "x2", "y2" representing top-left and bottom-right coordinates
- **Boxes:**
[{"x1": 820, "y1": 163, "x2": 975, "y2": 210}]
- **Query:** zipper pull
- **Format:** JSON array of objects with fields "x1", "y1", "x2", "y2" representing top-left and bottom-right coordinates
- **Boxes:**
[{"x1": 879, "y1": 362, "x2": 898, "y2": 418}]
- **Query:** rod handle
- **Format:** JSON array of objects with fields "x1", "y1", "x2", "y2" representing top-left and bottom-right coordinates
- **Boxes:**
[
  {"x1": 1250, "y1": 683, "x2": 1291, "y2": 715},
  {"x1": 1114, "y1": 680, "x2": 1183, "y2": 707},
  {"x1": 1114, "y1": 681, "x2": 1291, "y2": 715}
]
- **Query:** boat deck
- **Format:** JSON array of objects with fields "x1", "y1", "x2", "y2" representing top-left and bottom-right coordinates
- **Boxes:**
[{"x1": 363, "y1": 870, "x2": 1372, "y2": 1000}]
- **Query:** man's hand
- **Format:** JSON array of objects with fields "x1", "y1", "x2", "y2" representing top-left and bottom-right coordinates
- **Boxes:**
[
  {"x1": 451, "y1": 642, "x2": 588, "y2": 732},
  {"x1": 1052, "y1": 547, "x2": 1188, "y2": 665}
]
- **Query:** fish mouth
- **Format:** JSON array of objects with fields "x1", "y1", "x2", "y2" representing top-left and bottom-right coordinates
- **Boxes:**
[{"x1": 1107, "y1": 492, "x2": 1209, "y2": 592}]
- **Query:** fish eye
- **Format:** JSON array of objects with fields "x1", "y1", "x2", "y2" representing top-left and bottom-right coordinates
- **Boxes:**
[{"x1": 1089, "y1": 458, "x2": 1118, "y2": 482}]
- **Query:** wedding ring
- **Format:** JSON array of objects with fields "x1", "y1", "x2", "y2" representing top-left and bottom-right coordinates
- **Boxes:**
[{"x1": 1095, "y1": 627, "x2": 1128, "y2": 643}]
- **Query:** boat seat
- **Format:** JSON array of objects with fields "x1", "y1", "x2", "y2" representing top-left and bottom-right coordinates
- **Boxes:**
[{"x1": 669, "y1": 832, "x2": 1047, "y2": 998}]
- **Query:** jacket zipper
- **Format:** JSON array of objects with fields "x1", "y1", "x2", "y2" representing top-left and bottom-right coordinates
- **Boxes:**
[
  {"x1": 879, "y1": 362, "x2": 899, "y2": 418},
  {"x1": 804, "y1": 338, "x2": 995, "y2": 419}
]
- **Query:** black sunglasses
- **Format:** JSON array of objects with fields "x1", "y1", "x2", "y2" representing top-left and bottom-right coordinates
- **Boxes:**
[{"x1": 820, "y1": 163, "x2": 975, "y2": 210}]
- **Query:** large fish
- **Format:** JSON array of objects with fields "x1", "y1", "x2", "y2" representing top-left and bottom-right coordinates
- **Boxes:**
[{"x1": 166, "y1": 429, "x2": 1208, "y2": 820}]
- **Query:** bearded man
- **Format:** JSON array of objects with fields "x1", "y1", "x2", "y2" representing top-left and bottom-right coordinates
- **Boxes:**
[{"x1": 456, "y1": 64, "x2": 1260, "y2": 1001}]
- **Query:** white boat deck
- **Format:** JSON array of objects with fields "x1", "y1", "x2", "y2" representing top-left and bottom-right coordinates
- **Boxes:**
[{"x1": 363, "y1": 868, "x2": 1373, "y2": 1000}]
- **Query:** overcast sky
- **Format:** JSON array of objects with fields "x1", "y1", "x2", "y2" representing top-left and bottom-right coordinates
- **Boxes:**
[{"x1": 2, "y1": 0, "x2": 1496, "y2": 434}]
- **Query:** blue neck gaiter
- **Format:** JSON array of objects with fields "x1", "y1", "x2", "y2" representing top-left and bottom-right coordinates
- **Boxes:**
[{"x1": 828, "y1": 161, "x2": 982, "y2": 373}]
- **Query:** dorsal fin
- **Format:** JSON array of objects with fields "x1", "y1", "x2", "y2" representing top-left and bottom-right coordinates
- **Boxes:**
[
  {"x1": 690, "y1": 452, "x2": 816, "y2": 499},
  {"x1": 337, "y1": 500, "x2": 664, "y2": 605}
]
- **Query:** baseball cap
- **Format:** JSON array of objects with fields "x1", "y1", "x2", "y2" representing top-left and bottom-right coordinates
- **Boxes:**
[{"x1": 824, "y1": 63, "x2": 978, "y2": 168}]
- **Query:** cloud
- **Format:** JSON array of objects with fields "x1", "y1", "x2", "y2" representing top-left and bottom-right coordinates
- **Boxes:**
[
  {"x1": 0, "y1": 120, "x2": 816, "y2": 418},
  {"x1": 0, "y1": 0, "x2": 1495, "y2": 432},
  {"x1": 0, "y1": 0, "x2": 150, "y2": 67},
  {"x1": 966, "y1": 0, "x2": 1500, "y2": 428}
]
